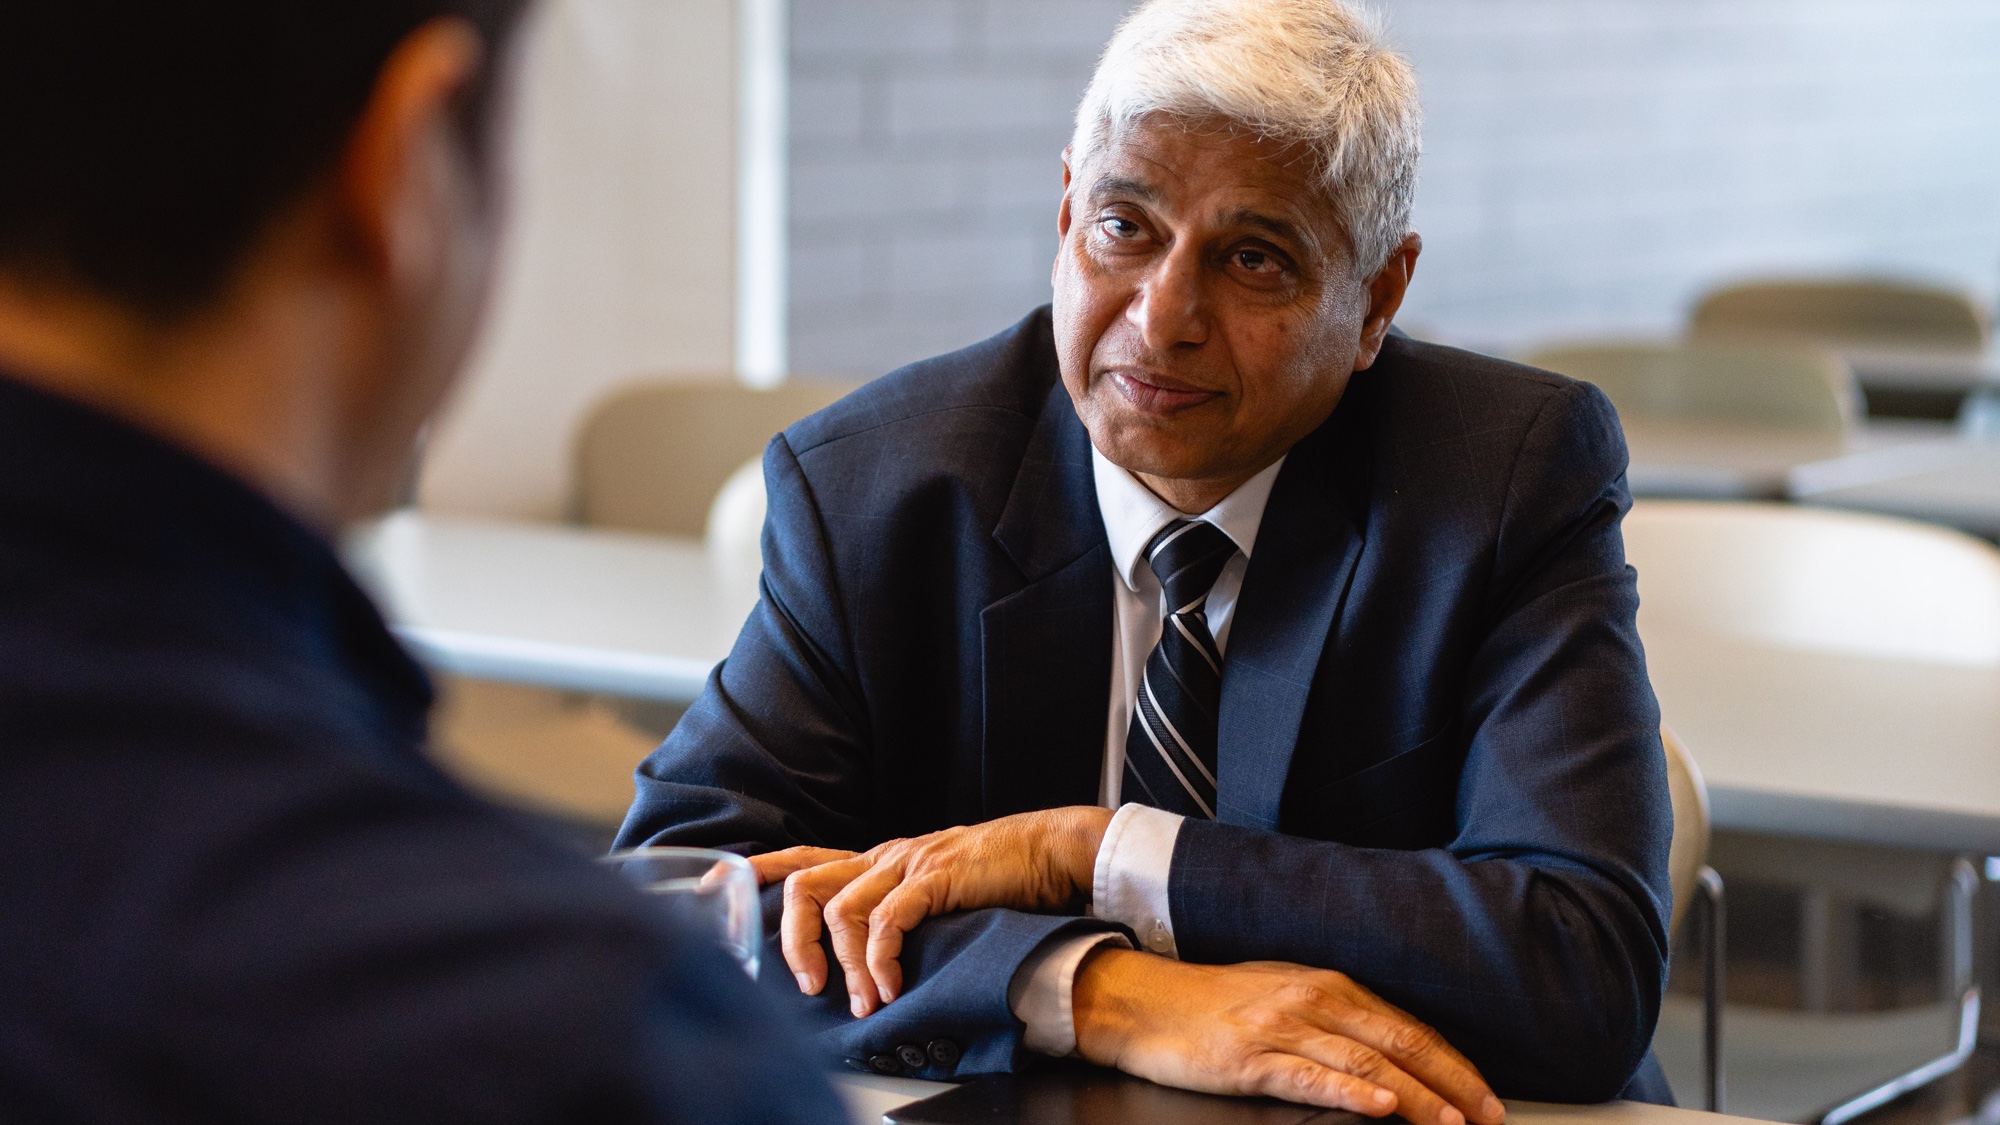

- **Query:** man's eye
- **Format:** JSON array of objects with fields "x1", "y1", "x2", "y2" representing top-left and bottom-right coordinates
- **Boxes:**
[
  {"x1": 1099, "y1": 217, "x2": 1142, "y2": 239},
  {"x1": 1234, "y1": 248, "x2": 1276, "y2": 272}
]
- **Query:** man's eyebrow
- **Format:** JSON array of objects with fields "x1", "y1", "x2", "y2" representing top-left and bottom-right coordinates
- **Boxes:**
[
  {"x1": 1222, "y1": 208, "x2": 1311, "y2": 249},
  {"x1": 1086, "y1": 175, "x2": 1162, "y2": 203}
]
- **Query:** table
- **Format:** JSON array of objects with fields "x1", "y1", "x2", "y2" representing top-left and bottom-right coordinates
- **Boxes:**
[
  {"x1": 345, "y1": 511, "x2": 753, "y2": 703},
  {"x1": 1624, "y1": 418, "x2": 1951, "y2": 501},
  {"x1": 1839, "y1": 345, "x2": 2000, "y2": 394},
  {"x1": 1790, "y1": 440, "x2": 2000, "y2": 540},
  {"x1": 1643, "y1": 624, "x2": 2000, "y2": 854},
  {"x1": 831, "y1": 1074, "x2": 1760, "y2": 1125},
  {"x1": 351, "y1": 512, "x2": 2000, "y2": 856}
]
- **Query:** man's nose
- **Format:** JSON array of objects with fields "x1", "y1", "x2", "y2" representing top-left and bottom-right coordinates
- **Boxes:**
[{"x1": 1127, "y1": 245, "x2": 1209, "y2": 351}]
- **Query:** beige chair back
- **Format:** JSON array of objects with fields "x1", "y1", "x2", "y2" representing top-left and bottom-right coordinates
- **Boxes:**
[
  {"x1": 1624, "y1": 499, "x2": 2000, "y2": 668},
  {"x1": 573, "y1": 377, "x2": 860, "y2": 536},
  {"x1": 1661, "y1": 725, "x2": 1709, "y2": 938},
  {"x1": 1522, "y1": 339, "x2": 1858, "y2": 434},
  {"x1": 1690, "y1": 278, "x2": 1990, "y2": 353}
]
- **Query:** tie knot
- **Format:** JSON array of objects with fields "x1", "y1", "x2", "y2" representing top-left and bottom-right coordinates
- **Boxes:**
[{"x1": 1145, "y1": 519, "x2": 1238, "y2": 614}]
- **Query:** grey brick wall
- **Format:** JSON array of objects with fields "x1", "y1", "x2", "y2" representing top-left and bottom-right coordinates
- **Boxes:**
[{"x1": 788, "y1": 0, "x2": 2000, "y2": 374}]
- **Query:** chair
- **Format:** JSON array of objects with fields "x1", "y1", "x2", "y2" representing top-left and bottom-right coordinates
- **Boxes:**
[
  {"x1": 704, "y1": 456, "x2": 767, "y2": 622},
  {"x1": 572, "y1": 376, "x2": 860, "y2": 535},
  {"x1": 1626, "y1": 500, "x2": 1988, "y2": 1123},
  {"x1": 1624, "y1": 500, "x2": 2000, "y2": 668},
  {"x1": 1662, "y1": 726, "x2": 1727, "y2": 1113},
  {"x1": 426, "y1": 377, "x2": 858, "y2": 827},
  {"x1": 1522, "y1": 339, "x2": 1860, "y2": 435},
  {"x1": 1691, "y1": 278, "x2": 1990, "y2": 354}
]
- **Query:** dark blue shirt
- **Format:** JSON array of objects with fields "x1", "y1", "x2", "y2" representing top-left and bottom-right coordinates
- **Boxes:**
[{"x1": 0, "y1": 373, "x2": 843, "y2": 1124}]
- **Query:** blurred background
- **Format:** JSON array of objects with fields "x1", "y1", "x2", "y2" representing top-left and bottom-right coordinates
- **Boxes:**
[
  {"x1": 414, "y1": 0, "x2": 2000, "y2": 521},
  {"x1": 351, "y1": 3, "x2": 2000, "y2": 1122}
]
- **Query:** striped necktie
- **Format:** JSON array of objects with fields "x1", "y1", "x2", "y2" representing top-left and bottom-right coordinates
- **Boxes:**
[{"x1": 1122, "y1": 519, "x2": 1238, "y2": 820}]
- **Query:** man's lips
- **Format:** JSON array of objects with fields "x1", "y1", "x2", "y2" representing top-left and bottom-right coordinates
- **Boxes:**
[{"x1": 1106, "y1": 369, "x2": 1221, "y2": 414}]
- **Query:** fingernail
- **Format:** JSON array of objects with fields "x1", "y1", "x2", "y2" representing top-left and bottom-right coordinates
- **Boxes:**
[
  {"x1": 1372, "y1": 1090, "x2": 1395, "y2": 1109},
  {"x1": 1484, "y1": 1098, "x2": 1505, "y2": 1122},
  {"x1": 794, "y1": 972, "x2": 812, "y2": 993},
  {"x1": 1441, "y1": 1107, "x2": 1464, "y2": 1125},
  {"x1": 878, "y1": 984, "x2": 895, "y2": 1005},
  {"x1": 850, "y1": 995, "x2": 866, "y2": 1018}
]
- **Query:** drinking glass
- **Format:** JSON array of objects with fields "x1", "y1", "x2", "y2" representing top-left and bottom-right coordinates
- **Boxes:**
[{"x1": 603, "y1": 846, "x2": 761, "y2": 978}]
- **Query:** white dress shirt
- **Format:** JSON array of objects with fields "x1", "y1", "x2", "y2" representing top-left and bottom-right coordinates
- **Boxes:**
[{"x1": 1006, "y1": 448, "x2": 1285, "y2": 1054}]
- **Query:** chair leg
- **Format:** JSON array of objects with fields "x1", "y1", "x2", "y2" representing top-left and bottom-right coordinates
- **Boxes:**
[
  {"x1": 1696, "y1": 866, "x2": 1727, "y2": 1115},
  {"x1": 1818, "y1": 859, "x2": 1982, "y2": 1125}
]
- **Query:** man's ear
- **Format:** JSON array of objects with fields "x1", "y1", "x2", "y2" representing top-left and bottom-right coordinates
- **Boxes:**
[
  {"x1": 1352, "y1": 232, "x2": 1422, "y2": 371},
  {"x1": 1054, "y1": 147, "x2": 1077, "y2": 285},
  {"x1": 335, "y1": 18, "x2": 485, "y2": 295}
]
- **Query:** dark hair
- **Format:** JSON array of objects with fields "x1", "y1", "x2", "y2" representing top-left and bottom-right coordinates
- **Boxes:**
[{"x1": 0, "y1": 0, "x2": 531, "y2": 318}]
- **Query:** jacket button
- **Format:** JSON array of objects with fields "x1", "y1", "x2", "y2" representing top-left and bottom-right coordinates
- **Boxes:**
[
  {"x1": 896, "y1": 1044, "x2": 928, "y2": 1071},
  {"x1": 868, "y1": 1054, "x2": 901, "y2": 1075},
  {"x1": 927, "y1": 1039, "x2": 961, "y2": 1067}
]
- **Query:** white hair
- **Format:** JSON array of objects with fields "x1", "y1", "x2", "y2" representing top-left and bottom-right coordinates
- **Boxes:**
[{"x1": 1071, "y1": 0, "x2": 1421, "y2": 275}]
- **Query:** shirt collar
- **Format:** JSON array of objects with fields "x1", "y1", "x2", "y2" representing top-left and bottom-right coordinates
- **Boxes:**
[{"x1": 1091, "y1": 445, "x2": 1287, "y2": 593}]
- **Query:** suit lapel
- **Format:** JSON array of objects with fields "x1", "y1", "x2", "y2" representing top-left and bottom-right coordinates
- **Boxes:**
[
  {"x1": 981, "y1": 380, "x2": 1113, "y2": 818},
  {"x1": 1216, "y1": 396, "x2": 1369, "y2": 829}
]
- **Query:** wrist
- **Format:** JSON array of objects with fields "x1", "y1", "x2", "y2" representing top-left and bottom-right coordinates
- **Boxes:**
[
  {"x1": 1071, "y1": 947, "x2": 1147, "y2": 1066},
  {"x1": 1063, "y1": 805, "x2": 1115, "y2": 902}
]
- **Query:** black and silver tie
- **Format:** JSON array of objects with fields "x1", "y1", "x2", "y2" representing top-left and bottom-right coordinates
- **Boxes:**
[{"x1": 1122, "y1": 519, "x2": 1238, "y2": 820}]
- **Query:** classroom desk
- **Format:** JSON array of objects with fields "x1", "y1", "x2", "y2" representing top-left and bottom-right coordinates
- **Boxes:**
[
  {"x1": 351, "y1": 512, "x2": 2000, "y2": 855},
  {"x1": 1790, "y1": 439, "x2": 2000, "y2": 540},
  {"x1": 1643, "y1": 623, "x2": 2000, "y2": 854},
  {"x1": 1839, "y1": 344, "x2": 2000, "y2": 395},
  {"x1": 346, "y1": 510, "x2": 753, "y2": 703},
  {"x1": 1623, "y1": 417, "x2": 1951, "y2": 501},
  {"x1": 832, "y1": 1074, "x2": 1758, "y2": 1125}
]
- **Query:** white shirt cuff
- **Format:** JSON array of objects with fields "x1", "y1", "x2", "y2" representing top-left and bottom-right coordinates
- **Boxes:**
[
  {"x1": 1006, "y1": 931, "x2": 1130, "y2": 1056},
  {"x1": 1090, "y1": 802, "x2": 1184, "y2": 959}
]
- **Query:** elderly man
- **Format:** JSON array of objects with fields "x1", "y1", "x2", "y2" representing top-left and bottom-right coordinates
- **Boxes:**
[{"x1": 620, "y1": 0, "x2": 1672, "y2": 1114}]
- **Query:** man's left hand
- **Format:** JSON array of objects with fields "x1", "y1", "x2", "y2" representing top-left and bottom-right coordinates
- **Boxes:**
[{"x1": 752, "y1": 807, "x2": 1115, "y2": 1016}]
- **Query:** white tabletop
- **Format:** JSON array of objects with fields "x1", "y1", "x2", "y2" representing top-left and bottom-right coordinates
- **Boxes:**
[
  {"x1": 347, "y1": 511, "x2": 755, "y2": 703},
  {"x1": 351, "y1": 511, "x2": 2000, "y2": 853},
  {"x1": 1838, "y1": 344, "x2": 2000, "y2": 392},
  {"x1": 831, "y1": 1074, "x2": 1756, "y2": 1125},
  {"x1": 1624, "y1": 418, "x2": 1953, "y2": 501},
  {"x1": 1790, "y1": 439, "x2": 2000, "y2": 540},
  {"x1": 1644, "y1": 623, "x2": 2000, "y2": 853}
]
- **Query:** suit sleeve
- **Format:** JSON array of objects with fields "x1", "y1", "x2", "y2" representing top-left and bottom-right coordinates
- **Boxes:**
[
  {"x1": 616, "y1": 433, "x2": 1119, "y2": 1078},
  {"x1": 1166, "y1": 381, "x2": 1672, "y2": 1103}
]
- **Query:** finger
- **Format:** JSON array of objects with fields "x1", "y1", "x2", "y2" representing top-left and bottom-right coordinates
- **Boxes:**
[
  {"x1": 1309, "y1": 1003, "x2": 1497, "y2": 1125},
  {"x1": 1293, "y1": 1033, "x2": 1461, "y2": 1125},
  {"x1": 1247, "y1": 1054, "x2": 1400, "y2": 1117},
  {"x1": 825, "y1": 861, "x2": 913, "y2": 1014},
  {"x1": 779, "y1": 868, "x2": 834, "y2": 995},
  {"x1": 865, "y1": 874, "x2": 949, "y2": 1004},
  {"x1": 750, "y1": 846, "x2": 858, "y2": 887},
  {"x1": 781, "y1": 856, "x2": 872, "y2": 994}
]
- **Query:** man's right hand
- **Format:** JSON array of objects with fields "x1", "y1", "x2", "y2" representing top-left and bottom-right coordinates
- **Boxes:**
[{"x1": 1073, "y1": 949, "x2": 1506, "y2": 1125}]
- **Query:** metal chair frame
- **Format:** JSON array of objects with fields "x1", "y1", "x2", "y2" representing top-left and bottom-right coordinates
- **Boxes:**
[
  {"x1": 1692, "y1": 866, "x2": 1726, "y2": 1114},
  {"x1": 1814, "y1": 859, "x2": 1981, "y2": 1125}
]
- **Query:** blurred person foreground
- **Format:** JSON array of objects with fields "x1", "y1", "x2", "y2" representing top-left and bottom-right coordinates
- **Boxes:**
[{"x1": 0, "y1": 2, "x2": 841, "y2": 1122}]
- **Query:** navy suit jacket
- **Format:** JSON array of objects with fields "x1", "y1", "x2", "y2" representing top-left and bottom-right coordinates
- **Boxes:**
[
  {"x1": 0, "y1": 373, "x2": 842, "y2": 1125},
  {"x1": 620, "y1": 308, "x2": 1674, "y2": 1103}
]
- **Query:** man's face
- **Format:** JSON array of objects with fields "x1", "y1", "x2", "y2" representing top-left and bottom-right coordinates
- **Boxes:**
[{"x1": 1052, "y1": 116, "x2": 1412, "y2": 504}]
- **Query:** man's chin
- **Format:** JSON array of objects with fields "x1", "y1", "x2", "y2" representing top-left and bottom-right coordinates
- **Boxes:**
[{"x1": 1087, "y1": 430, "x2": 1229, "y2": 487}]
